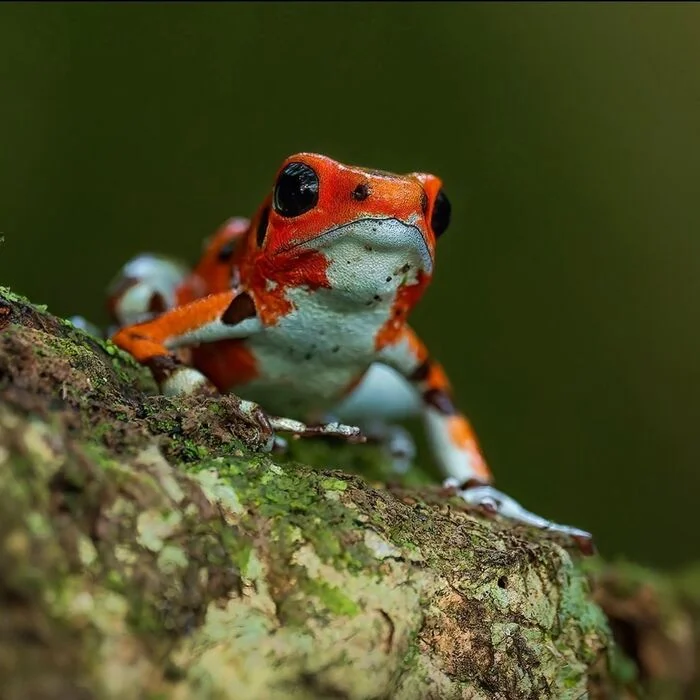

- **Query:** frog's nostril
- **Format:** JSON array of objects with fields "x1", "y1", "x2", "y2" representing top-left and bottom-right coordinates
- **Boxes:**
[
  {"x1": 352, "y1": 183, "x2": 370, "y2": 201},
  {"x1": 420, "y1": 191, "x2": 429, "y2": 215}
]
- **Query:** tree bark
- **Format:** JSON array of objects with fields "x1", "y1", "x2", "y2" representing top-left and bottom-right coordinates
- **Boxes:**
[{"x1": 0, "y1": 287, "x2": 697, "y2": 700}]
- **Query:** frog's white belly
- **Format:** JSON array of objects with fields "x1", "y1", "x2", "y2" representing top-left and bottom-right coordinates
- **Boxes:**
[
  {"x1": 226, "y1": 224, "x2": 430, "y2": 421},
  {"x1": 234, "y1": 286, "x2": 391, "y2": 420}
]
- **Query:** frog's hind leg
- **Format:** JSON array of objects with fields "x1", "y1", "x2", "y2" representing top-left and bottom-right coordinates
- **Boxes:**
[
  {"x1": 106, "y1": 217, "x2": 251, "y2": 330},
  {"x1": 366, "y1": 422, "x2": 416, "y2": 475},
  {"x1": 107, "y1": 253, "x2": 191, "y2": 329},
  {"x1": 67, "y1": 254, "x2": 189, "y2": 341},
  {"x1": 332, "y1": 363, "x2": 421, "y2": 474},
  {"x1": 375, "y1": 326, "x2": 595, "y2": 553}
]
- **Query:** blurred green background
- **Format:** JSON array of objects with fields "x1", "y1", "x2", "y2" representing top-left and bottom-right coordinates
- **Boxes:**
[{"x1": 1, "y1": 3, "x2": 699, "y2": 569}]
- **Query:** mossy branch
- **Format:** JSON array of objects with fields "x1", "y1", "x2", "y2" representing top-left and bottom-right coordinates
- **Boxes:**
[{"x1": 0, "y1": 287, "x2": 698, "y2": 699}]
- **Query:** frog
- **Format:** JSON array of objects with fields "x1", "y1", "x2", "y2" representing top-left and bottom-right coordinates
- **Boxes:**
[{"x1": 108, "y1": 152, "x2": 593, "y2": 552}]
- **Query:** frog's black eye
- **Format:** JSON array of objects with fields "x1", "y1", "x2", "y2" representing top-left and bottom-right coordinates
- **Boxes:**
[
  {"x1": 273, "y1": 162, "x2": 319, "y2": 218},
  {"x1": 431, "y1": 189, "x2": 451, "y2": 238}
]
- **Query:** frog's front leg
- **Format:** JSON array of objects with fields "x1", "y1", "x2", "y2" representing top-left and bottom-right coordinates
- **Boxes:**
[
  {"x1": 377, "y1": 326, "x2": 593, "y2": 552},
  {"x1": 110, "y1": 291, "x2": 362, "y2": 446},
  {"x1": 111, "y1": 290, "x2": 260, "y2": 393}
]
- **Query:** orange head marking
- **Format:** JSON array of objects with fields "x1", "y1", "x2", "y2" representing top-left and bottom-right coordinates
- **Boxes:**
[
  {"x1": 264, "y1": 153, "x2": 448, "y2": 259},
  {"x1": 239, "y1": 154, "x2": 451, "y2": 297}
]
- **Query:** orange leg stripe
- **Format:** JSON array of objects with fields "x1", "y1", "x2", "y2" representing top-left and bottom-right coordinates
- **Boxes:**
[
  {"x1": 111, "y1": 290, "x2": 237, "y2": 363},
  {"x1": 447, "y1": 416, "x2": 492, "y2": 483},
  {"x1": 381, "y1": 326, "x2": 493, "y2": 485}
]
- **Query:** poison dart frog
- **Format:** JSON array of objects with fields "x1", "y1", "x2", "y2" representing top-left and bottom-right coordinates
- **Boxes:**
[{"x1": 107, "y1": 153, "x2": 593, "y2": 552}]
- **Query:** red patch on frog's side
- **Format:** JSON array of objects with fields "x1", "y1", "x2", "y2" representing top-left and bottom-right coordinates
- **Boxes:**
[
  {"x1": 191, "y1": 338, "x2": 259, "y2": 392},
  {"x1": 244, "y1": 249, "x2": 331, "y2": 326},
  {"x1": 175, "y1": 271, "x2": 210, "y2": 306},
  {"x1": 375, "y1": 271, "x2": 429, "y2": 350}
]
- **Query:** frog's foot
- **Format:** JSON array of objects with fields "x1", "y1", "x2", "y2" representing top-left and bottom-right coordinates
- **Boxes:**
[
  {"x1": 444, "y1": 478, "x2": 595, "y2": 555},
  {"x1": 270, "y1": 416, "x2": 365, "y2": 444},
  {"x1": 247, "y1": 411, "x2": 363, "y2": 452},
  {"x1": 364, "y1": 422, "x2": 416, "y2": 475},
  {"x1": 147, "y1": 361, "x2": 365, "y2": 451}
]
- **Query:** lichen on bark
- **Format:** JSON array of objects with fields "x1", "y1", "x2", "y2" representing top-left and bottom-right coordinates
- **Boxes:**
[{"x1": 0, "y1": 287, "x2": 698, "y2": 699}]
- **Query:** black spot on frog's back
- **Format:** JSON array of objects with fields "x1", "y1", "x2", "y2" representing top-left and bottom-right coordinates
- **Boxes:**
[
  {"x1": 352, "y1": 183, "x2": 370, "y2": 201},
  {"x1": 222, "y1": 292, "x2": 257, "y2": 326}
]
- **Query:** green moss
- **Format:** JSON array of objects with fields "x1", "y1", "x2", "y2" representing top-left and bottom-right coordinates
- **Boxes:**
[
  {"x1": 182, "y1": 440, "x2": 210, "y2": 461},
  {"x1": 320, "y1": 477, "x2": 348, "y2": 491},
  {"x1": 278, "y1": 435, "x2": 435, "y2": 489},
  {"x1": 303, "y1": 577, "x2": 360, "y2": 617},
  {"x1": 80, "y1": 442, "x2": 135, "y2": 483},
  {"x1": 109, "y1": 353, "x2": 158, "y2": 393},
  {"x1": 230, "y1": 541, "x2": 253, "y2": 574},
  {"x1": 141, "y1": 402, "x2": 180, "y2": 435},
  {"x1": 559, "y1": 563, "x2": 609, "y2": 642},
  {"x1": 102, "y1": 340, "x2": 121, "y2": 357},
  {"x1": 398, "y1": 625, "x2": 421, "y2": 672},
  {"x1": 279, "y1": 438, "x2": 390, "y2": 482},
  {"x1": 43, "y1": 334, "x2": 90, "y2": 360},
  {"x1": 59, "y1": 315, "x2": 104, "y2": 344},
  {"x1": 185, "y1": 457, "x2": 375, "y2": 575},
  {"x1": 0, "y1": 286, "x2": 32, "y2": 305},
  {"x1": 559, "y1": 666, "x2": 584, "y2": 689},
  {"x1": 206, "y1": 402, "x2": 226, "y2": 416},
  {"x1": 3, "y1": 431, "x2": 244, "y2": 653},
  {"x1": 90, "y1": 422, "x2": 113, "y2": 442},
  {"x1": 0, "y1": 287, "x2": 49, "y2": 315},
  {"x1": 101, "y1": 337, "x2": 148, "y2": 375}
]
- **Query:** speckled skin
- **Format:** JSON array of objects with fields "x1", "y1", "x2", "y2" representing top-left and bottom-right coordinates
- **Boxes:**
[{"x1": 108, "y1": 153, "x2": 593, "y2": 548}]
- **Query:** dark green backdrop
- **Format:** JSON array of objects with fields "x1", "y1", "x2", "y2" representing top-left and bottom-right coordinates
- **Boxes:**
[{"x1": 2, "y1": 3, "x2": 699, "y2": 568}]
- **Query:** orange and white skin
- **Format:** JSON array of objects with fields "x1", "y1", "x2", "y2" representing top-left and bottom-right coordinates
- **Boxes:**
[{"x1": 108, "y1": 153, "x2": 593, "y2": 549}]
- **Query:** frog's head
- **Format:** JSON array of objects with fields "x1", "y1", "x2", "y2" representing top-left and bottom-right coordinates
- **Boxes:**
[{"x1": 245, "y1": 153, "x2": 451, "y2": 299}]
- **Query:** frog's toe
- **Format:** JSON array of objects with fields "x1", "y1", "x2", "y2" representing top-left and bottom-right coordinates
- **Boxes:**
[
  {"x1": 268, "y1": 416, "x2": 365, "y2": 444},
  {"x1": 271, "y1": 435, "x2": 289, "y2": 454},
  {"x1": 444, "y1": 479, "x2": 595, "y2": 555},
  {"x1": 224, "y1": 396, "x2": 276, "y2": 452},
  {"x1": 364, "y1": 423, "x2": 416, "y2": 475}
]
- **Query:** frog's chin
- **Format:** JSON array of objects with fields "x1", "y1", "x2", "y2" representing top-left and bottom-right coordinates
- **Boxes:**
[
  {"x1": 305, "y1": 216, "x2": 434, "y2": 277},
  {"x1": 304, "y1": 218, "x2": 433, "y2": 302}
]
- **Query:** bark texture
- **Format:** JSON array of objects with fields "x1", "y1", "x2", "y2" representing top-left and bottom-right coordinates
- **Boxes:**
[{"x1": 0, "y1": 287, "x2": 697, "y2": 700}]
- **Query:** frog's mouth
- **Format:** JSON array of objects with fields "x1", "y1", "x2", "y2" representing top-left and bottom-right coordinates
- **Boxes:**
[{"x1": 283, "y1": 217, "x2": 434, "y2": 275}]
